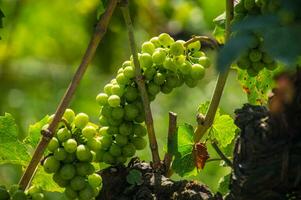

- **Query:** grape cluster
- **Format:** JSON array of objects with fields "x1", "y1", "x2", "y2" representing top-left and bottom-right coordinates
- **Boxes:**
[
  {"x1": 43, "y1": 109, "x2": 102, "y2": 200},
  {"x1": 233, "y1": 0, "x2": 277, "y2": 76},
  {"x1": 96, "y1": 33, "x2": 210, "y2": 165},
  {"x1": 0, "y1": 185, "x2": 44, "y2": 200}
]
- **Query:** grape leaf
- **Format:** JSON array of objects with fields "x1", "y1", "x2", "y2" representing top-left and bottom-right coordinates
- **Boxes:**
[
  {"x1": 24, "y1": 115, "x2": 49, "y2": 148},
  {"x1": 237, "y1": 68, "x2": 275, "y2": 105},
  {"x1": 172, "y1": 152, "x2": 198, "y2": 177},
  {"x1": 0, "y1": 113, "x2": 30, "y2": 165},
  {"x1": 218, "y1": 173, "x2": 231, "y2": 195},
  {"x1": 126, "y1": 169, "x2": 143, "y2": 186}
]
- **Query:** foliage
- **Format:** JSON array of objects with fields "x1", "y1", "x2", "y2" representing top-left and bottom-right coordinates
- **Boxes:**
[{"x1": 126, "y1": 169, "x2": 143, "y2": 186}]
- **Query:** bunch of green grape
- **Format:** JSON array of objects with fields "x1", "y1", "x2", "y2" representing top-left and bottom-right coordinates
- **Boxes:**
[
  {"x1": 95, "y1": 33, "x2": 211, "y2": 165},
  {"x1": 233, "y1": 0, "x2": 277, "y2": 76},
  {"x1": 43, "y1": 109, "x2": 102, "y2": 200},
  {"x1": 0, "y1": 185, "x2": 44, "y2": 200}
]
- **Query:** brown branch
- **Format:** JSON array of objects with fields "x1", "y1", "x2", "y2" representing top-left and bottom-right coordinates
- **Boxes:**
[
  {"x1": 18, "y1": 0, "x2": 118, "y2": 190},
  {"x1": 184, "y1": 35, "x2": 219, "y2": 49},
  {"x1": 164, "y1": 112, "x2": 177, "y2": 177},
  {"x1": 120, "y1": 2, "x2": 161, "y2": 168},
  {"x1": 211, "y1": 141, "x2": 233, "y2": 168}
]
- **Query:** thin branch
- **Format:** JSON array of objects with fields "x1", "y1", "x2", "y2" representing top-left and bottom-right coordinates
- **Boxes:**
[
  {"x1": 184, "y1": 36, "x2": 219, "y2": 49},
  {"x1": 211, "y1": 141, "x2": 233, "y2": 168},
  {"x1": 120, "y1": 2, "x2": 161, "y2": 168},
  {"x1": 164, "y1": 112, "x2": 177, "y2": 177},
  {"x1": 194, "y1": 0, "x2": 234, "y2": 142},
  {"x1": 18, "y1": 0, "x2": 118, "y2": 190}
]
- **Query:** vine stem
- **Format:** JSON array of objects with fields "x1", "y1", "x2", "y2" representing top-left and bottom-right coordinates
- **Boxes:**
[
  {"x1": 211, "y1": 141, "x2": 233, "y2": 168},
  {"x1": 18, "y1": 0, "x2": 118, "y2": 190},
  {"x1": 164, "y1": 112, "x2": 177, "y2": 176},
  {"x1": 120, "y1": 2, "x2": 161, "y2": 168},
  {"x1": 194, "y1": 0, "x2": 234, "y2": 142}
]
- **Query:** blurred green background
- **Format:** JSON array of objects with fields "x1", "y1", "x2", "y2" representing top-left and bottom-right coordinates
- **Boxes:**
[{"x1": 0, "y1": 0, "x2": 247, "y2": 197}]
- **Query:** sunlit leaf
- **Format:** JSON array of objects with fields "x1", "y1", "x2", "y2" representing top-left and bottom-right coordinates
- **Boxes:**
[{"x1": 218, "y1": 173, "x2": 231, "y2": 195}]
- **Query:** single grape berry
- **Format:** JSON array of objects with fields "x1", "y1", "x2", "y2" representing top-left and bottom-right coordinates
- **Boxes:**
[
  {"x1": 115, "y1": 134, "x2": 128, "y2": 146},
  {"x1": 153, "y1": 72, "x2": 166, "y2": 85},
  {"x1": 116, "y1": 73, "x2": 130, "y2": 85},
  {"x1": 123, "y1": 66, "x2": 135, "y2": 79},
  {"x1": 125, "y1": 86, "x2": 138, "y2": 102},
  {"x1": 147, "y1": 82, "x2": 161, "y2": 96},
  {"x1": 59, "y1": 164, "x2": 76, "y2": 180},
  {"x1": 111, "y1": 84, "x2": 124, "y2": 97},
  {"x1": 158, "y1": 33, "x2": 174, "y2": 47},
  {"x1": 163, "y1": 58, "x2": 177, "y2": 72},
  {"x1": 143, "y1": 67, "x2": 156, "y2": 80},
  {"x1": 102, "y1": 152, "x2": 115, "y2": 164},
  {"x1": 99, "y1": 116, "x2": 109, "y2": 126},
  {"x1": 108, "y1": 95, "x2": 121, "y2": 107},
  {"x1": 122, "y1": 143, "x2": 136, "y2": 157},
  {"x1": 178, "y1": 61, "x2": 192, "y2": 75},
  {"x1": 187, "y1": 41, "x2": 201, "y2": 52},
  {"x1": 124, "y1": 104, "x2": 139, "y2": 120},
  {"x1": 248, "y1": 49, "x2": 262, "y2": 62},
  {"x1": 152, "y1": 48, "x2": 166, "y2": 65},
  {"x1": 74, "y1": 113, "x2": 89, "y2": 129},
  {"x1": 48, "y1": 137, "x2": 59, "y2": 152},
  {"x1": 63, "y1": 108, "x2": 75, "y2": 123},
  {"x1": 109, "y1": 143, "x2": 122, "y2": 157},
  {"x1": 82, "y1": 126, "x2": 97, "y2": 139},
  {"x1": 54, "y1": 147, "x2": 67, "y2": 161},
  {"x1": 170, "y1": 41, "x2": 185, "y2": 56},
  {"x1": 88, "y1": 173, "x2": 102, "y2": 188},
  {"x1": 79, "y1": 185, "x2": 95, "y2": 200},
  {"x1": 76, "y1": 145, "x2": 92, "y2": 162},
  {"x1": 133, "y1": 124, "x2": 147, "y2": 137},
  {"x1": 119, "y1": 122, "x2": 133, "y2": 136},
  {"x1": 43, "y1": 156, "x2": 60, "y2": 173},
  {"x1": 111, "y1": 107, "x2": 124, "y2": 120},
  {"x1": 87, "y1": 138, "x2": 102, "y2": 151},
  {"x1": 198, "y1": 57, "x2": 211, "y2": 68},
  {"x1": 107, "y1": 126, "x2": 119, "y2": 135},
  {"x1": 104, "y1": 83, "x2": 113, "y2": 95},
  {"x1": 141, "y1": 41, "x2": 155, "y2": 54},
  {"x1": 150, "y1": 36, "x2": 161, "y2": 47},
  {"x1": 53, "y1": 172, "x2": 69, "y2": 187},
  {"x1": 64, "y1": 187, "x2": 78, "y2": 199},
  {"x1": 191, "y1": 64, "x2": 205, "y2": 80},
  {"x1": 139, "y1": 53, "x2": 153, "y2": 69},
  {"x1": 76, "y1": 162, "x2": 95, "y2": 176},
  {"x1": 64, "y1": 139, "x2": 78, "y2": 153},
  {"x1": 100, "y1": 135, "x2": 113, "y2": 150},
  {"x1": 131, "y1": 137, "x2": 147, "y2": 150},
  {"x1": 70, "y1": 176, "x2": 87, "y2": 191},
  {"x1": 57, "y1": 128, "x2": 71, "y2": 143}
]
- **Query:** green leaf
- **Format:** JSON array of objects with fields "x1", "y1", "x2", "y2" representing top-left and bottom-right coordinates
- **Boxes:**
[
  {"x1": 126, "y1": 169, "x2": 143, "y2": 186},
  {"x1": 213, "y1": 26, "x2": 225, "y2": 44},
  {"x1": 210, "y1": 115, "x2": 237, "y2": 147},
  {"x1": 32, "y1": 166, "x2": 63, "y2": 192},
  {"x1": 172, "y1": 152, "x2": 198, "y2": 177},
  {"x1": 198, "y1": 101, "x2": 220, "y2": 118},
  {"x1": 0, "y1": 113, "x2": 30, "y2": 165},
  {"x1": 24, "y1": 115, "x2": 49, "y2": 148},
  {"x1": 218, "y1": 173, "x2": 231, "y2": 195},
  {"x1": 237, "y1": 68, "x2": 275, "y2": 105}
]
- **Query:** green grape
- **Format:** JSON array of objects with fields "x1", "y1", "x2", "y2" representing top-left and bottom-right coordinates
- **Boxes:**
[
  {"x1": 109, "y1": 143, "x2": 122, "y2": 157},
  {"x1": 153, "y1": 72, "x2": 166, "y2": 85},
  {"x1": 109, "y1": 106, "x2": 123, "y2": 120},
  {"x1": 124, "y1": 104, "x2": 139, "y2": 120},
  {"x1": 143, "y1": 67, "x2": 156, "y2": 80},
  {"x1": 122, "y1": 60, "x2": 132, "y2": 68},
  {"x1": 173, "y1": 55, "x2": 186, "y2": 67},
  {"x1": 95, "y1": 150, "x2": 105, "y2": 162},
  {"x1": 99, "y1": 126, "x2": 108, "y2": 135},
  {"x1": 76, "y1": 145, "x2": 92, "y2": 162},
  {"x1": 76, "y1": 162, "x2": 95, "y2": 176},
  {"x1": 99, "y1": 116, "x2": 109, "y2": 126},
  {"x1": 187, "y1": 41, "x2": 201, "y2": 52},
  {"x1": 131, "y1": 137, "x2": 147, "y2": 150},
  {"x1": 158, "y1": 33, "x2": 174, "y2": 47},
  {"x1": 57, "y1": 128, "x2": 71, "y2": 143},
  {"x1": 70, "y1": 176, "x2": 87, "y2": 191},
  {"x1": 79, "y1": 185, "x2": 94, "y2": 200},
  {"x1": 170, "y1": 41, "x2": 185, "y2": 56},
  {"x1": 247, "y1": 68, "x2": 258, "y2": 76},
  {"x1": 102, "y1": 152, "x2": 115, "y2": 164},
  {"x1": 125, "y1": 86, "x2": 138, "y2": 102},
  {"x1": 12, "y1": 190, "x2": 27, "y2": 200},
  {"x1": 117, "y1": 68, "x2": 124, "y2": 74},
  {"x1": 249, "y1": 49, "x2": 262, "y2": 62},
  {"x1": 148, "y1": 94, "x2": 156, "y2": 102},
  {"x1": 152, "y1": 48, "x2": 166, "y2": 65},
  {"x1": 107, "y1": 126, "x2": 119, "y2": 135},
  {"x1": 139, "y1": 53, "x2": 153, "y2": 69},
  {"x1": 119, "y1": 122, "x2": 133, "y2": 136},
  {"x1": 133, "y1": 124, "x2": 147, "y2": 137},
  {"x1": 122, "y1": 143, "x2": 136, "y2": 157},
  {"x1": 87, "y1": 138, "x2": 102, "y2": 151},
  {"x1": 237, "y1": 56, "x2": 251, "y2": 69},
  {"x1": 166, "y1": 73, "x2": 180, "y2": 88},
  {"x1": 96, "y1": 93, "x2": 109, "y2": 106},
  {"x1": 116, "y1": 73, "x2": 130, "y2": 85},
  {"x1": 192, "y1": 51, "x2": 206, "y2": 57},
  {"x1": 100, "y1": 105, "x2": 112, "y2": 118},
  {"x1": 163, "y1": 58, "x2": 177, "y2": 72},
  {"x1": 110, "y1": 79, "x2": 117, "y2": 84},
  {"x1": 104, "y1": 83, "x2": 113, "y2": 95},
  {"x1": 0, "y1": 186, "x2": 10, "y2": 200},
  {"x1": 262, "y1": 53, "x2": 273, "y2": 64},
  {"x1": 141, "y1": 41, "x2": 155, "y2": 54},
  {"x1": 54, "y1": 147, "x2": 67, "y2": 161},
  {"x1": 178, "y1": 61, "x2": 192, "y2": 75},
  {"x1": 135, "y1": 113, "x2": 145, "y2": 123},
  {"x1": 123, "y1": 66, "x2": 135, "y2": 79},
  {"x1": 185, "y1": 78, "x2": 199, "y2": 88},
  {"x1": 63, "y1": 109, "x2": 75, "y2": 123},
  {"x1": 100, "y1": 135, "x2": 113, "y2": 150},
  {"x1": 147, "y1": 82, "x2": 161, "y2": 96},
  {"x1": 111, "y1": 84, "x2": 124, "y2": 97},
  {"x1": 176, "y1": 73, "x2": 185, "y2": 87},
  {"x1": 43, "y1": 156, "x2": 60, "y2": 173},
  {"x1": 107, "y1": 116, "x2": 123, "y2": 126},
  {"x1": 31, "y1": 193, "x2": 45, "y2": 200},
  {"x1": 116, "y1": 156, "x2": 127, "y2": 164},
  {"x1": 244, "y1": 0, "x2": 255, "y2": 10},
  {"x1": 108, "y1": 95, "x2": 121, "y2": 107},
  {"x1": 63, "y1": 139, "x2": 78, "y2": 153},
  {"x1": 88, "y1": 173, "x2": 102, "y2": 188},
  {"x1": 59, "y1": 164, "x2": 76, "y2": 180},
  {"x1": 191, "y1": 64, "x2": 205, "y2": 80},
  {"x1": 48, "y1": 137, "x2": 59, "y2": 152},
  {"x1": 63, "y1": 153, "x2": 76, "y2": 164},
  {"x1": 115, "y1": 134, "x2": 128, "y2": 146},
  {"x1": 64, "y1": 187, "x2": 78, "y2": 199},
  {"x1": 74, "y1": 113, "x2": 89, "y2": 129},
  {"x1": 161, "y1": 84, "x2": 173, "y2": 94},
  {"x1": 252, "y1": 62, "x2": 265, "y2": 71},
  {"x1": 150, "y1": 36, "x2": 161, "y2": 47},
  {"x1": 198, "y1": 57, "x2": 211, "y2": 68},
  {"x1": 53, "y1": 172, "x2": 69, "y2": 187},
  {"x1": 82, "y1": 126, "x2": 97, "y2": 139}
]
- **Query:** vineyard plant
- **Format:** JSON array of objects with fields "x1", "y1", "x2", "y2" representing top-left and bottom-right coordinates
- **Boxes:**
[{"x1": 0, "y1": 0, "x2": 301, "y2": 199}]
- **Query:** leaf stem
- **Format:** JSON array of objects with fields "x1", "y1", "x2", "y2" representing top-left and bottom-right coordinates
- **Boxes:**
[
  {"x1": 211, "y1": 141, "x2": 233, "y2": 168},
  {"x1": 164, "y1": 112, "x2": 177, "y2": 176},
  {"x1": 194, "y1": 0, "x2": 234, "y2": 142},
  {"x1": 120, "y1": 2, "x2": 161, "y2": 168},
  {"x1": 18, "y1": 0, "x2": 118, "y2": 190}
]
